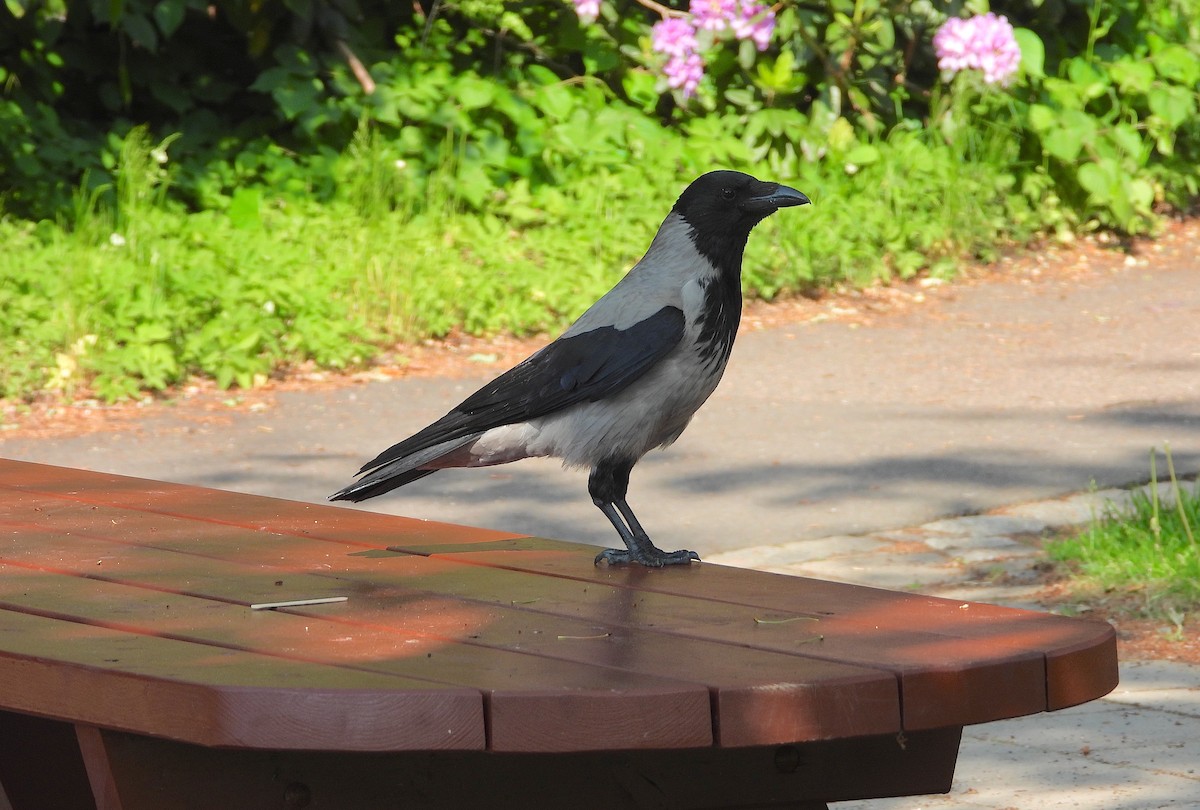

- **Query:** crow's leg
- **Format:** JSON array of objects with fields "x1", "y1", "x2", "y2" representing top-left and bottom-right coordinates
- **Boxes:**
[{"x1": 588, "y1": 459, "x2": 699, "y2": 567}]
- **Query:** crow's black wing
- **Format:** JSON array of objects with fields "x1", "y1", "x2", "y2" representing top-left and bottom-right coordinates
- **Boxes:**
[
  {"x1": 354, "y1": 305, "x2": 685, "y2": 474},
  {"x1": 460, "y1": 305, "x2": 686, "y2": 419}
]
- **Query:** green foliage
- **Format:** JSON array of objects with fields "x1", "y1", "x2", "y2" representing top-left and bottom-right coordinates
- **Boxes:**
[
  {"x1": 0, "y1": 115, "x2": 1028, "y2": 403},
  {"x1": 3, "y1": 0, "x2": 1197, "y2": 229},
  {"x1": 962, "y1": 0, "x2": 1200, "y2": 233},
  {"x1": 1048, "y1": 447, "x2": 1200, "y2": 621},
  {"x1": 0, "y1": 0, "x2": 1198, "y2": 403}
]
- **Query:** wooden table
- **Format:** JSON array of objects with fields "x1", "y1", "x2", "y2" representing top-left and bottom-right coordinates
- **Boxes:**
[{"x1": 0, "y1": 459, "x2": 1117, "y2": 810}]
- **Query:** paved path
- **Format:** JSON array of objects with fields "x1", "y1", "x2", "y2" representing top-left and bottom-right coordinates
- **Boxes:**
[
  {"x1": 840, "y1": 659, "x2": 1199, "y2": 809},
  {"x1": 2, "y1": 223, "x2": 1199, "y2": 809}
]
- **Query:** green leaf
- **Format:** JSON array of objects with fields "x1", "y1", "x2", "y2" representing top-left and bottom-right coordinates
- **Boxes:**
[
  {"x1": 724, "y1": 88, "x2": 759, "y2": 110},
  {"x1": 1041, "y1": 110, "x2": 1095, "y2": 162},
  {"x1": 582, "y1": 39, "x2": 619, "y2": 74},
  {"x1": 1066, "y1": 59, "x2": 1108, "y2": 101},
  {"x1": 455, "y1": 76, "x2": 496, "y2": 111},
  {"x1": 233, "y1": 330, "x2": 262, "y2": 352},
  {"x1": 532, "y1": 85, "x2": 573, "y2": 121},
  {"x1": 621, "y1": 70, "x2": 658, "y2": 111},
  {"x1": 499, "y1": 11, "x2": 533, "y2": 40},
  {"x1": 737, "y1": 38, "x2": 757, "y2": 71},
  {"x1": 149, "y1": 79, "x2": 192, "y2": 112},
  {"x1": 1027, "y1": 104, "x2": 1056, "y2": 132},
  {"x1": 826, "y1": 117, "x2": 855, "y2": 151},
  {"x1": 1043, "y1": 127, "x2": 1082, "y2": 162},
  {"x1": 228, "y1": 188, "x2": 262, "y2": 230},
  {"x1": 250, "y1": 67, "x2": 288, "y2": 94},
  {"x1": 1148, "y1": 85, "x2": 1195, "y2": 129},
  {"x1": 153, "y1": 0, "x2": 187, "y2": 37},
  {"x1": 1044, "y1": 77, "x2": 1083, "y2": 110},
  {"x1": 525, "y1": 65, "x2": 559, "y2": 86},
  {"x1": 274, "y1": 78, "x2": 323, "y2": 121},
  {"x1": 1128, "y1": 178, "x2": 1154, "y2": 211},
  {"x1": 1107, "y1": 124, "x2": 1144, "y2": 162},
  {"x1": 1077, "y1": 159, "x2": 1117, "y2": 202},
  {"x1": 844, "y1": 143, "x2": 880, "y2": 165},
  {"x1": 1108, "y1": 59, "x2": 1155, "y2": 95},
  {"x1": 1013, "y1": 28, "x2": 1044, "y2": 79},
  {"x1": 121, "y1": 13, "x2": 158, "y2": 51},
  {"x1": 772, "y1": 49, "x2": 795, "y2": 88},
  {"x1": 133, "y1": 322, "x2": 171, "y2": 343},
  {"x1": 1152, "y1": 44, "x2": 1200, "y2": 86},
  {"x1": 282, "y1": 0, "x2": 314, "y2": 19}
]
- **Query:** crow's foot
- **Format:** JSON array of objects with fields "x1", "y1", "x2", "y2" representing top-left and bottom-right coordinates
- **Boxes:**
[{"x1": 594, "y1": 547, "x2": 700, "y2": 567}]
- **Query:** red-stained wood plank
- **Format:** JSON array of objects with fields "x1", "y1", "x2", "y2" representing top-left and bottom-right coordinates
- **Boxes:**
[
  {"x1": 0, "y1": 609, "x2": 483, "y2": 751},
  {"x1": 0, "y1": 472, "x2": 1094, "y2": 734},
  {"x1": 1044, "y1": 622, "x2": 1121, "y2": 710},
  {"x1": 0, "y1": 559, "x2": 712, "y2": 753},
  {"x1": 394, "y1": 543, "x2": 1118, "y2": 719},
  {"x1": 0, "y1": 459, "x2": 1117, "y2": 738},
  {"x1": 0, "y1": 459, "x2": 522, "y2": 547},
  {"x1": 12, "y1": 496, "x2": 1035, "y2": 732},
  {"x1": 2, "y1": 510, "x2": 1022, "y2": 737},
  {"x1": 0, "y1": 461, "x2": 1109, "y2": 676},
  {"x1": 0, "y1": 508, "x2": 900, "y2": 747}
]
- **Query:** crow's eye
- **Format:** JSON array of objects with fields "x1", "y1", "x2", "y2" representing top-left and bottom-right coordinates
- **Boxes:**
[{"x1": 721, "y1": 188, "x2": 736, "y2": 200}]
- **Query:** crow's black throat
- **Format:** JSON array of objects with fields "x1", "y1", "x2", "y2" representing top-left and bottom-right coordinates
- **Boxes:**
[{"x1": 695, "y1": 273, "x2": 740, "y2": 365}]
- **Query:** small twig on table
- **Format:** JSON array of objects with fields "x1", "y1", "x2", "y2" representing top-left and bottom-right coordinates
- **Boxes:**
[{"x1": 251, "y1": 596, "x2": 349, "y2": 610}]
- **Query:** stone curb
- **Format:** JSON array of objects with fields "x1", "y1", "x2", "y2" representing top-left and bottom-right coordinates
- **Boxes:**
[{"x1": 706, "y1": 478, "x2": 1199, "y2": 610}]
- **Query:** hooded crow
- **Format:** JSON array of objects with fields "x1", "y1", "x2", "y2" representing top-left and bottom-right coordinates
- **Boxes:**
[{"x1": 331, "y1": 170, "x2": 810, "y2": 566}]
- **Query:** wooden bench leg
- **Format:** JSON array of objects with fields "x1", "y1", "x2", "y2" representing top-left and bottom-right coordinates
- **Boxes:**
[
  {"x1": 74, "y1": 726, "x2": 961, "y2": 809},
  {"x1": 0, "y1": 710, "x2": 95, "y2": 810},
  {"x1": 76, "y1": 726, "x2": 123, "y2": 810}
]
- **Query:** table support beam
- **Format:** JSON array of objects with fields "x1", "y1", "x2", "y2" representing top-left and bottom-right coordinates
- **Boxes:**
[
  {"x1": 6, "y1": 724, "x2": 961, "y2": 810},
  {"x1": 0, "y1": 711, "x2": 95, "y2": 810}
]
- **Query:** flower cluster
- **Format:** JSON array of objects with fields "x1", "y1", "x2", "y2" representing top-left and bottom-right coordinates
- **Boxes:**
[
  {"x1": 571, "y1": 0, "x2": 600, "y2": 24},
  {"x1": 652, "y1": 18, "x2": 703, "y2": 97},
  {"x1": 692, "y1": 0, "x2": 775, "y2": 51},
  {"x1": 933, "y1": 13, "x2": 1022, "y2": 86},
  {"x1": 569, "y1": 0, "x2": 777, "y2": 100}
]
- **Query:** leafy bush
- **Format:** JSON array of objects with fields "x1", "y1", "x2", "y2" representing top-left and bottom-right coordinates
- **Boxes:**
[
  {"x1": 0, "y1": 116, "x2": 1028, "y2": 403},
  {"x1": 0, "y1": 0, "x2": 1197, "y2": 403},
  {"x1": 3, "y1": 1, "x2": 1197, "y2": 226}
]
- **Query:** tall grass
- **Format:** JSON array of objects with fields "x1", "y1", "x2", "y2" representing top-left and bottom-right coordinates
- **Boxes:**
[{"x1": 1048, "y1": 446, "x2": 1200, "y2": 620}]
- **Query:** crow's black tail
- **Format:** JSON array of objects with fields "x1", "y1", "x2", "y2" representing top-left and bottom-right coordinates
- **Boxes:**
[{"x1": 329, "y1": 468, "x2": 438, "y2": 503}]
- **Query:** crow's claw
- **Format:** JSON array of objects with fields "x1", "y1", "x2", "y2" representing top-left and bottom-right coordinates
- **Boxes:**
[{"x1": 594, "y1": 547, "x2": 700, "y2": 567}]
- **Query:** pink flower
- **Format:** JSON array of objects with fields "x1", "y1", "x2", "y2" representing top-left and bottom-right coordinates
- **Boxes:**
[
  {"x1": 933, "y1": 13, "x2": 1022, "y2": 85},
  {"x1": 730, "y1": 0, "x2": 774, "y2": 51},
  {"x1": 664, "y1": 52, "x2": 705, "y2": 99},
  {"x1": 652, "y1": 17, "x2": 699, "y2": 58},
  {"x1": 571, "y1": 0, "x2": 600, "y2": 24},
  {"x1": 690, "y1": 0, "x2": 736, "y2": 32},
  {"x1": 653, "y1": 15, "x2": 704, "y2": 100}
]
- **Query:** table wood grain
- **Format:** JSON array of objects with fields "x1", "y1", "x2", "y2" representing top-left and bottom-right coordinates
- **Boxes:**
[{"x1": 0, "y1": 459, "x2": 1118, "y2": 809}]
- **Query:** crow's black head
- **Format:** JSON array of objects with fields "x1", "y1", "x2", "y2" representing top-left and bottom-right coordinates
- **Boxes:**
[
  {"x1": 672, "y1": 170, "x2": 809, "y2": 273},
  {"x1": 673, "y1": 170, "x2": 809, "y2": 233}
]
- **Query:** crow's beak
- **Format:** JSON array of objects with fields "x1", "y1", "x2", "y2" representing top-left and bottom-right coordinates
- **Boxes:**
[{"x1": 743, "y1": 183, "x2": 811, "y2": 214}]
